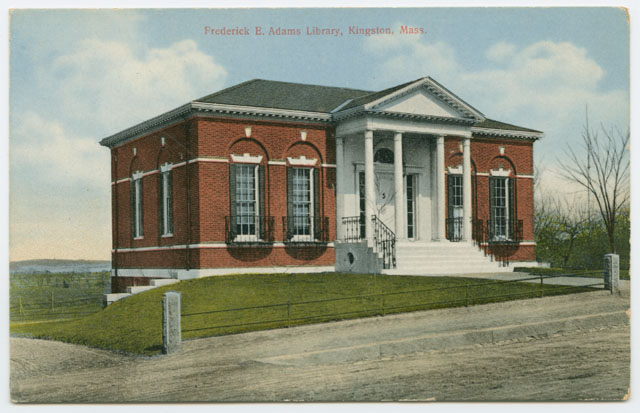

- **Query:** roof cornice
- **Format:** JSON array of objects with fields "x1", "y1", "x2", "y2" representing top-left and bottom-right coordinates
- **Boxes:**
[
  {"x1": 99, "y1": 103, "x2": 192, "y2": 148},
  {"x1": 99, "y1": 102, "x2": 332, "y2": 148},
  {"x1": 471, "y1": 126, "x2": 543, "y2": 141}
]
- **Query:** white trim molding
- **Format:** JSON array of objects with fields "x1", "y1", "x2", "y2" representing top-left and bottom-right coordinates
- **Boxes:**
[
  {"x1": 516, "y1": 174, "x2": 535, "y2": 179},
  {"x1": 268, "y1": 160, "x2": 287, "y2": 166},
  {"x1": 287, "y1": 155, "x2": 318, "y2": 166},
  {"x1": 490, "y1": 167, "x2": 512, "y2": 177},
  {"x1": 132, "y1": 170, "x2": 144, "y2": 180},
  {"x1": 160, "y1": 162, "x2": 172, "y2": 173},
  {"x1": 114, "y1": 242, "x2": 335, "y2": 253},
  {"x1": 447, "y1": 165, "x2": 463, "y2": 175},
  {"x1": 321, "y1": 163, "x2": 336, "y2": 168},
  {"x1": 231, "y1": 153, "x2": 263, "y2": 164}
]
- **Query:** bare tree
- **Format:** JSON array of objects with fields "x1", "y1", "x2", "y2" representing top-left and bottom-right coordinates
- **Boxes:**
[{"x1": 561, "y1": 115, "x2": 630, "y2": 253}]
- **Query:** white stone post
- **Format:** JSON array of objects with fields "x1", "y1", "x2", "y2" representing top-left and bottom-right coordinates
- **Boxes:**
[
  {"x1": 436, "y1": 135, "x2": 446, "y2": 241},
  {"x1": 335, "y1": 136, "x2": 345, "y2": 241},
  {"x1": 364, "y1": 130, "x2": 375, "y2": 245},
  {"x1": 462, "y1": 136, "x2": 472, "y2": 241},
  {"x1": 603, "y1": 253, "x2": 620, "y2": 294},
  {"x1": 394, "y1": 132, "x2": 405, "y2": 239},
  {"x1": 162, "y1": 291, "x2": 181, "y2": 354}
]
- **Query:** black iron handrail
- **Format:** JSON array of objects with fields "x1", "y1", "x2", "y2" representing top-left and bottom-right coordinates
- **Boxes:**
[
  {"x1": 283, "y1": 216, "x2": 329, "y2": 243},
  {"x1": 341, "y1": 216, "x2": 365, "y2": 242},
  {"x1": 487, "y1": 219, "x2": 523, "y2": 243},
  {"x1": 225, "y1": 215, "x2": 275, "y2": 244},
  {"x1": 372, "y1": 215, "x2": 396, "y2": 269},
  {"x1": 446, "y1": 217, "x2": 464, "y2": 242}
]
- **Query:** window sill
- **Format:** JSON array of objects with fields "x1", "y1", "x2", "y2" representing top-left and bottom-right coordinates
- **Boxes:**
[
  {"x1": 161, "y1": 233, "x2": 174, "y2": 238},
  {"x1": 133, "y1": 236, "x2": 144, "y2": 240}
]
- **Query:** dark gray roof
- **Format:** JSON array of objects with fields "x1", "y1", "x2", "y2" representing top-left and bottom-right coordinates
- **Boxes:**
[
  {"x1": 338, "y1": 79, "x2": 418, "y2": 111},
  {"x1": 195, "y1": 79, "x2": 372, "y2": 113},
  {"x1": 475, "y1": 119, "x2": 542, "y2": 134}
]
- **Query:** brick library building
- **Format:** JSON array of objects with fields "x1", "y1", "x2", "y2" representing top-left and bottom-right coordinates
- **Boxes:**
[{"x1": 100, "y1": 77, "x2": 541, "y2": 293}]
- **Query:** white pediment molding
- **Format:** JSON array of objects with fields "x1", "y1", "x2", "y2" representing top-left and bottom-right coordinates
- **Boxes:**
[
  {"x1": 365, "y1": 77, "x2": 485, "y2": 121},
  {"x1": 490, "y1": 167, "x2": 512, "y2": 177},
  {"x1": 231, "y1": 153, "x2": 263, "y2": 164},
  {"x1": 287, "y1": 155, "x2": 318, "y2": 166},
  {"x1": 447, "y1": 165, "x2": 463, "y2": 175}
]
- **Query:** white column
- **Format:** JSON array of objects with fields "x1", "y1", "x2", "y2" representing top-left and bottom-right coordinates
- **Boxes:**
[
  {"x1": 436, "y1": 135, "x2": 446, "y2": 241},
  {"x1": 462, "y1": 136, "x2": 472, "y2": 241},
  {"x1": 394, "y1": 132, "x2": 405, "y2": 239},
  {"x1": 364, "y1": 130, "x2": 375, "y2": 244},
  {"x1": 335, "y1": 136, "x2": 345, "y2": 241}
]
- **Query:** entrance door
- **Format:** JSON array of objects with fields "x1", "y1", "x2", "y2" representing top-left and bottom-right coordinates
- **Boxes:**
[{"x1": 375, "y1": 171, "x2": 395, "y2": 230}]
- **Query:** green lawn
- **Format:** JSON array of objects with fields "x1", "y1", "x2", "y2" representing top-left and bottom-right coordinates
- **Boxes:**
[
  {"x1": 10, "y1": 273, "x2": 596, "y2": 356},
  {"x1": 514, "y1": 267, "x2": 630, "y2": 280}
]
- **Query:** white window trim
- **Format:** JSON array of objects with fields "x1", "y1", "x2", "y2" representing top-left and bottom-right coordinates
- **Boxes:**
[
  {"x1": 447, "y1": 165, "x2": 463, "y2": 175},
  {"x1": 161, "y1": 170, "x2": 173, "y2": 237},
  {"x1": 490, "y1": 167, "x2": 512, "y2": 177},
  {"x1": 133, "y1": 175, "x2": 143, "y2": 239},
  {"x1": 291, "y1": 167, "x2": 315, "y2": 242},
  {"x1": 287, "y1": 155, "x2": 317, "y2": 167},
  {"x1": 234, "y1": 164, "x2": 261, "y2": 241},
  {"x1": 231, "y1": 153, "x2": 263, "y2": 164},
  {"x1": 492, "y1": 176, "x2": 510, "y2": 241}
]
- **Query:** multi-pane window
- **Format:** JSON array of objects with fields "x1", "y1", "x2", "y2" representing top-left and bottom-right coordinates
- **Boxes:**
[
  {"x1": 292, "y1": 168, "x2": 312, "y2": 236},
  {"x1": 235, "y1": 164, "x2": 258, "y2": 237},
  {"x1": 132, "y1": 176, "x2": 143, "y2": 238},
  {"x1": 161, "y1": 170, "x2": 173, "y2": 236},
  {"x1": 448, "y1": 175, "x2": 463, "y2": 240},
  {"x1": 491, "y1": 177, "x2": 509, "y2": 240}
]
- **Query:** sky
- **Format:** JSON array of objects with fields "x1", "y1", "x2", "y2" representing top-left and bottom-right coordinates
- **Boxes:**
[{"x1": 6, "y1": 3, "x2": 632, "y2": 261}]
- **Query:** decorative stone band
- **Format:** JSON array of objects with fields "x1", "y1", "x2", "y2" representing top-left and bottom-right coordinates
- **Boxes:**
[{"x1": 478, "y1": 241, "x2": 536, "y2": 246}]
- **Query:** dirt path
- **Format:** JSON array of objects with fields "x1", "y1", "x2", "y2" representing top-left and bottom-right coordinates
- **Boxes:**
[{"x1": 10, "y1": 291, "x2": 630, "y2": 402}]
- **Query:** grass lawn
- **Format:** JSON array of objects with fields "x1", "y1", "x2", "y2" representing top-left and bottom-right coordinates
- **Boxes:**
[
  {"x1": 10, "y1": 272, "x2": 596, "y2": 356},
  {"x1": 514, "y1": 267, "x2": 630, "y2": 280}
]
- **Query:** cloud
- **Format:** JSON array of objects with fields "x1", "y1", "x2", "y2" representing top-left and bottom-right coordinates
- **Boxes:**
[
  {"x1": 48, "y1": 38, "x2": 227, "y2": 135},
  {"x1": 485, "y1": 41, "x2": 516, "y2": 62},
  {"x1": 11, "y1": 111, "x2": 109, "y2": 188}
]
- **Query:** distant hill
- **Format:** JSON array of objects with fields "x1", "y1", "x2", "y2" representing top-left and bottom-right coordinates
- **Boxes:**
[{"x1": 10, "y1": 259, "x2": 111, "y2": 274}]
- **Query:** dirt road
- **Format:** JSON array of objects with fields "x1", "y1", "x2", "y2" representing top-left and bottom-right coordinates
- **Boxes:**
[{"x1": 10, "y1": 291, "x2": 630, "y2": 402}]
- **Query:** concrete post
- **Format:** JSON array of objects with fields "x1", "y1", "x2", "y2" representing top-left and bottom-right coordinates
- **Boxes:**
[
  {"x1": 603, "y1": 253, "x2": 620, "y2": 294},
  {"x1": 394, "y1": 132, "x2": 405, "y2": 239},
  {"x1": 162, "y1": 291, "x2": 182, "y2": 354},
  {"x1": 462, "y1": 136, "x2": 472, "y2": 242},
  {"x1": 335, "y1": 136, "x2": 345, "y2": 241},
  {"x1": 436, "y1": 135, "x2": 446, "y2": 241},
  {"x1": 364, "y1": 130, "x2": 375, "y2": 245}
]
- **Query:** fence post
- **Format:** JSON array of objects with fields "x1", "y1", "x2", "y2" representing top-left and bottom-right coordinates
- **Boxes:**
[
  {"x1": 51, "y1": 291, "x2": 54, "y2": 311},
  {"x1": 162, "y1": 291, "x2": 182, "y2": 354},
  {"x1": 19, "y1": 297, "x2": 23, "y2": 316},
  {"x1": 603, "y1": 254, "x2": 620, "y2": 294},
  {"x1": 287, "y1": 300, "x2": 291, "y2": 328}
]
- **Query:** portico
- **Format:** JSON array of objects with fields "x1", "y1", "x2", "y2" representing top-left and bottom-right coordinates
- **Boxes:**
[{"x1": 334, "y1": 77, "x2": 480, "y2": 248}]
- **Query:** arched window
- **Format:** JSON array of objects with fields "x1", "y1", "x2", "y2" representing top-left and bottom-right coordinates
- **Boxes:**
[{"x1": 374, "y1": 148, "x2": 394, "y2": 164}]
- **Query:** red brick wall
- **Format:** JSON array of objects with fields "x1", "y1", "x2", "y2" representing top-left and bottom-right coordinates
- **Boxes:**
[
  {"x1": 110, "y1": 116, "x2": 336, "y2": 271},
  {"x1": 444, "y1": 135, "x2": 536, "y2": 261}
]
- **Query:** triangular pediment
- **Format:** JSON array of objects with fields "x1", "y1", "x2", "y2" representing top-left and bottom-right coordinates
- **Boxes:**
[
  {"x1": 374, "y1": 87, "x2": 463, "y2": 118},
  {"x1": 362, "y1": 77, "x2": 485, "y2": 121}
]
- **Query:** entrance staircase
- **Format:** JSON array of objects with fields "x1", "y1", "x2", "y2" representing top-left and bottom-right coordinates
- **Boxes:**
[{"x1": 382, "y1": 240, "x2": 513, "y2": 276}]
